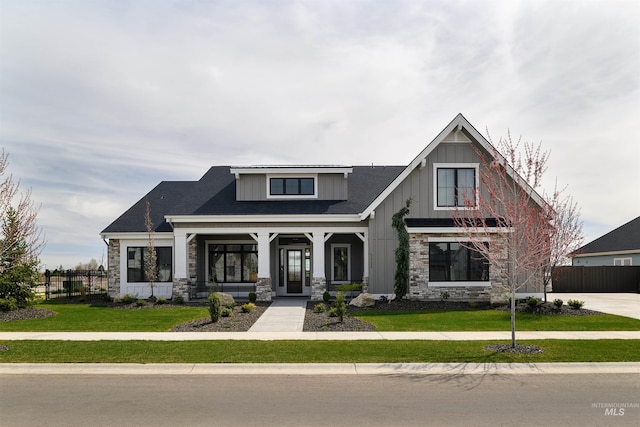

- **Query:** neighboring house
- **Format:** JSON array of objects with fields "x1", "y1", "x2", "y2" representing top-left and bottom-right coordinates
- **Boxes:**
[
  {"x1": 100, "y1": 113, "x2": 543, "y2": 302},
  {"x1": 571, "y1": 216, "x2": 640, "y2": 266}
]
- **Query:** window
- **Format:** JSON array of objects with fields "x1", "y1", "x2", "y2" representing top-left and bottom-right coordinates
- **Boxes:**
[
  {"x1": 269, "y1": 177, "x2": 315, "y2": 196},
  {"x1": 210, "y1": 244, "x2": 258, "y2": 283},
  {"x1": 429, "y1": 242, "x2": 488, "y2": 281},
  {"x1": 127, "y1": 247, "x2": 172, "y2": 282},
  {"x1": 614, "y1": 258, "x2": 632, "y2": 266},
  {"x1": 331, "y1": 245, "x2": 350, "y2": 283},
  {"x1": 435, "y1": 165, "x2": 477, "y2": 208}
]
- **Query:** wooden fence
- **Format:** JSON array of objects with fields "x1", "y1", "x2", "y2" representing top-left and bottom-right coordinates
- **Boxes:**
[{"x1": 552, "y1": 266, "x2": 640, "y2": 293}]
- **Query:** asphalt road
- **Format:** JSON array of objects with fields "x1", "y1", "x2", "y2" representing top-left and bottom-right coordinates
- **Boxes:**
[{"x1": 1, "y1": 373, "x2": 639, "y2": 426}]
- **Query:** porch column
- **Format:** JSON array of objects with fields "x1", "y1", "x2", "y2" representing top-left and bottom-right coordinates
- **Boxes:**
[
  {"x1": 257, "y1": 232, "x2": 270, "y2": 278},
  {"x1": 311, "y1": 231, "x2": 327, "y2": 300},
  {"x1": 359, "y1": 232, "x2": 369, "y2": 293},
  {"x1": 174, "y1": 230, "x2": 188, "y2": 279},
  {"x1": 255, "y1": 232, "x2": 272, "y2": 301},
  {"x1": 173, "y1": 230, "x2": 190, "y2": 300}
]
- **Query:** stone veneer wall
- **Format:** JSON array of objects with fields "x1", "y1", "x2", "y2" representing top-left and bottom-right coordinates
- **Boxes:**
[
  {"x1": 311, "y1": 277, "x2": 327, "y2": 301},
  {"x1": 107, "y1": 239, "x2": 120, "y2": 298},
  {"x1": 172, "y1": 238, "x2": 198, "y2": 301},
  {"x1": 408, "y1": 233, "x2": 509, "y2": 303}
]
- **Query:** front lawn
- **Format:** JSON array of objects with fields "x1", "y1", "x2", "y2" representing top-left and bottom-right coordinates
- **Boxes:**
[
  {"x1": 1, "y1": 339, "x2": 639, "y2": 363},
  {"x1": 0, "y1": 303, "x2": 209, "y2": 332},
  {"x1": 352, "y1": 309, "x2": 640, "y2": 331}
]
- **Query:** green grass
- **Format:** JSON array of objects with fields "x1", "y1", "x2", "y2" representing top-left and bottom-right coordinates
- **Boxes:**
[
  {"x1": 0, "y1": 303, "x2": 209, "y2": 332},
  {"x1": 352, "y1": 309, "x2": 640, "y2": 331},
  {"x1": 1, "y1": 340, "x2": 639, "y2": 363}
]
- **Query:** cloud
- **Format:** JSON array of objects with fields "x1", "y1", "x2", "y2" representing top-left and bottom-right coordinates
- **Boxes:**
[{"x1": 0, "y1": 0, "x2": 638, "y2": 267}]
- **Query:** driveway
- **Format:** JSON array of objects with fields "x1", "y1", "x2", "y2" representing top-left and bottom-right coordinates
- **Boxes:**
[{"x1": 551, "y1": 293, "x2": 640, "y2": 320}]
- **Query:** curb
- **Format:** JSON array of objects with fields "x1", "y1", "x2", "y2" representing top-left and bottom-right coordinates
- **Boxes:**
[{"x1": 1, "y1": 362, "x2": 639, "y2": 375}]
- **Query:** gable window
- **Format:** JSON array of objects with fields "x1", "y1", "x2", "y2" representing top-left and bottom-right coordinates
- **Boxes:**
[
  {"x1": 269, "y1": 177, "x2": 315, "y2": 196},
  {"x1": 429, "y1": 242, "x2": 488, "y2": 281},
  {"x1": 210, "y1": 244, "x2": 258, "y2": 283},
  {"x1": 331, "y1": 244, "x2": 351, "y2": 283},
  {"x1": 434, "y1": 164, "x2": 478, "y2": 209},
  {"x1": 127, "y1": 247, "x2": 172, "y2": 283}
]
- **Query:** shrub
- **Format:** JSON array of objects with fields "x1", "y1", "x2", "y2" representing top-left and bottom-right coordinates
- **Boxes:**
[
  {"x1": 209, "y1": 293, "x2": 222, "y2": 322},
  {"x1": 136, "y1": 299, "x2": 146, "y2": 307},
  {"x1": 313, "y1": 303, "x2": 326, "y2": 313},
  {"x1": 553, "y1": 298, "x2": 563, "y2": 309},
  {"x1": 156, "y1": 297, "x2": 167, "y2": 305},
  {"x1": 121, "y1": 294, "x2": 135, "y2": 304},
  {"x1": 332, "y1": 292, "x2": 347, "y2": 323},
  {"x1": 221, "y1": 307, "x2": 232, "y2": 317},
  {"x1": 567, "y1": 299, "x2": 584, "y2": 310},
  {"x1": 323, "y1": 291, "x2": 331, "y2": 302},
  {"x1": 440, "y1": 291, "x2": 450, "y2": 301},
  {"x1": 0, "y1": 297, "x2": 18, "y2": 312},
  {"x1": 174, "y1": 295, "x2": 185, "y2": 305},
  {"x1": 248, "y1": 292, "x2": 257, "y2": 303},
  {"x1": 241, "y1": 302, "x2": 256, "y2": 313},
  {"x1": 526, "y1": 297, "x2": 540, "y2": 309},
  {"x1": 328, "y1": 307, "x2": 339, "y2": 317}
]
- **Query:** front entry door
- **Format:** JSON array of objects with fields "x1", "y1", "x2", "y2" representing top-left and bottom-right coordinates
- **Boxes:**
[{"x1": 286, "y1": 249, "x2": 303, "y2": 293}]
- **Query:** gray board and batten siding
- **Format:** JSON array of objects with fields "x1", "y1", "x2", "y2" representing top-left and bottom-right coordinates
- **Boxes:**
[
  {"x1": 366, "y1": 130, "x2": 490, "y2": 294},
  {"x1": 236, "y1": 173, "x2": 348, "y2": 201}
]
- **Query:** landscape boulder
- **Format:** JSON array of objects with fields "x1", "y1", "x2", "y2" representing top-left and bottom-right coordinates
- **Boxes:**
[
  {"x1": 215, "y1": 292, "x2": 235, "y2": 307},
  {"x1": 349, "y1": 292, "x2": 375, "y2": 308}
]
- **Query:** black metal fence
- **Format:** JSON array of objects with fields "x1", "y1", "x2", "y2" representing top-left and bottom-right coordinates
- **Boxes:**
[
  {"x1": 552, "y1": 266, "x2": 640, "y2": 293},
  {"x1": 44, "y1": 270, "x2": 108, "y2": 300}
]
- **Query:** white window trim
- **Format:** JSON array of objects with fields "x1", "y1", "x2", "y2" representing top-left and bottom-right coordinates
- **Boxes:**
[
  {"x1": 613, "y1": 257, "x2": 632, "y2": 266},
  {"x1": 433, "y1": 163, "x2": 479, "y2": 211},
  {"x1": 266, "y1": 174, "x2": 318, "y2": 199},
  {"x1": 331, "y1": 243, "x2": 351, "y2": 284}
]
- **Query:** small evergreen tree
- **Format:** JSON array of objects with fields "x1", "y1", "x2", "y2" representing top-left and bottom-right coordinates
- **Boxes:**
[{"x1": 0, "y1": 207, "x2": 39, "y2": 309}]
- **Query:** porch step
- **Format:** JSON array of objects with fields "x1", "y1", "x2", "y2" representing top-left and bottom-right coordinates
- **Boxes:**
[{"x1": 248, "y1": 298, "x2": 308, "y2": 332}]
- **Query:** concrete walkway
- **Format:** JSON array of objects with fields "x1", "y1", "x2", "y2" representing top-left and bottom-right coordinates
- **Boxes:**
[{"x1": 248, "y1": 298, "x2": 307, "y2": 332}]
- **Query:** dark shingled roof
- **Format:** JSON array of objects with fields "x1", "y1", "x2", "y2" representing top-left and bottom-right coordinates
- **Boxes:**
[
  {"x1": 101, "y1": 165, "x2": 404, "y2": 234},
  {"x1": 574, "y1": 216, "x2": 640, "y2": 255}
]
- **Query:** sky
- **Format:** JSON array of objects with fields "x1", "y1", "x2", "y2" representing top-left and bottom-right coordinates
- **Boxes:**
[{"x1": 0, "y1": 0, "x2": 638, "y2": 270}]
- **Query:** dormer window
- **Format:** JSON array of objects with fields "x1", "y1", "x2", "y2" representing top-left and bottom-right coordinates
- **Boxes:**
[{"x1": 270, "y1": 177, "x2": 315, "y2": 196}]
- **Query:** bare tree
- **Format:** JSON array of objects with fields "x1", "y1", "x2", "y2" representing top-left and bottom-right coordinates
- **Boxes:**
[
  {"x1": 144, "y1": 199, "x2": 158, "y2": 299},
  {"x1": 542, "y1": 182, "x2": 584, "y2": 301},
  {"x1": 452, "y1": 132, "x2": 554, "y2": 348}
]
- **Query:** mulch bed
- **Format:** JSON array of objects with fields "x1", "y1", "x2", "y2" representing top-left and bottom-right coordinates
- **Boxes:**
[
  {"x1": 0, "y1": 307, "x2": 56, "y2": 322},
  {"x1": 171, "y1": 302, "x2": 270, "y2": 332}
]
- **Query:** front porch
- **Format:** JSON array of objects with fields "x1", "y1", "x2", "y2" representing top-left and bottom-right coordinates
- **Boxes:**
[{"x1": 173, "y1": 226, "x2": 369, "y2": 302}]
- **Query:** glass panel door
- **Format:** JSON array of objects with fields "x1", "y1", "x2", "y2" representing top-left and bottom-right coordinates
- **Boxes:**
[{"x1": 287, "y1": 249, "x2": 303, "y2": 293}]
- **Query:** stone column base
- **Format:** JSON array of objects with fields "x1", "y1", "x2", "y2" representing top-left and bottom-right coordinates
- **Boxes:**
[
  {"x1": 173, "y1": 278, "x2": 190, "y2": 302},
  {"x1": 256, "y1": 277, "x2": 272, "y2": 301},
  {"x1": 311, "y1": 277, "x2": 327, "y2": 301}
]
